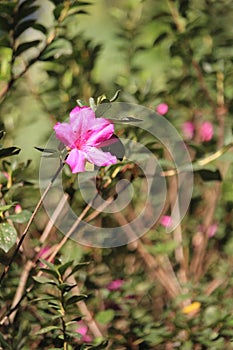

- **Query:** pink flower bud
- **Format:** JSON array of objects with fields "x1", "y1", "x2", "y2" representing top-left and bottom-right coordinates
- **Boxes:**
[
  {"x1": 156, "y1": 103, "x2": 169, "y2": 115},
  {"x1": 160, "y1": 215, "x2": 173, "y2": 228},
  {"x1": 76, "y1": 321, "x2": 93, "y2": 342},
  {"x1": 207, "y1": 223, "x2": 218, "y2": 238},
  {"x1": 200, "y1": 121, "x2": 213, "y2": 142},
  {"x1": 15, "y1": 204, "x2": 22, "y2": 214},
  {"x1": 107, "y1": 279, "x2": 124, "y2": 291},
  {"x1": 182, "y1": 121, "x2": 195, "y2": 140}
]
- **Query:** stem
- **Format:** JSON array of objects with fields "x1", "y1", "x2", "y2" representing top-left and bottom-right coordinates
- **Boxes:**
[{"x1": 0, "y1": 161, "x2": 64, "y2": 285}]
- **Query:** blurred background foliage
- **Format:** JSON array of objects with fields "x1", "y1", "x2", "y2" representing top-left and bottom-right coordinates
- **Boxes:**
[{"x1": 1, "y1": 0, "x2": 233, "y2": 349}]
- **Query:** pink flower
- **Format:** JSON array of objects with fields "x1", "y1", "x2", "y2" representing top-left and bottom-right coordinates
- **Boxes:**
[
  {"x1": 54, "y1": 106, "x2": 117, "y2": 173},
  {"x1": 76, "y1": 321, "x2": 93, "y2": 342},
  {"x1": 156, "y1": 103, "x2": 169, "y2": 115},
  {"x1": 107, "y1": 279, "x2": 124, "y2": 291},
  {"x1": 200, "y1": 121, "x2": 213, "y2": 142},
  {"x1": 160, "y1": 215, "x2": 173, "y2": 228},
  {"x1": 15, "y1": 204, "x2": 22, "y2": 214},
  {"x1": 207, "y1": 223, "x2": 218, "y2": 238},
  {"x1": 182, "y1": 121, "x2": 195, "y2": 140}
]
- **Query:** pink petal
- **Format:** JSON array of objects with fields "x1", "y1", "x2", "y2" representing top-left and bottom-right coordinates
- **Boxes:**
[
  {"x1": 156, "y1": 103, "x2": 169, "y2": 115},
  {"x1": 160, "y1": 215, "x2": 173, "y2": 228},
  {"x1": 86, "y1": 120, "x2": 114, "y2": 147},
  {"x1": 70, "y1": 106, "x2": 96, "y2": 137},
  {"x1": 66, "y1": 148, "x2": 86, "y2": 173},
  {"x1": 107, "y1": 279, "x2": 124, "y2": 291},
  {"x1": 85, "y1": 147, "x2": 117, "y2": 167},
  {"x1": 54, "y1": 122, "x2": 76, "y2": 147},
  {"x1": 76, "y1": 325, "x2": 88, "y2": 336},
  {"x1": 200, "y1": 121, "x2": 213, "y2": 142},
  {"x1": 182, "y1": 121, "x2": 195, "y2": 140}
]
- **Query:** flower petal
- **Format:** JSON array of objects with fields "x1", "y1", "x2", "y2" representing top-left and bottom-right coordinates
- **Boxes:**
[
  {"x1": 54, "y1": 122, "x2": 76, "y2": 147},
  {"x1": 85, "y1": 147, "x2": 117, "y2": 167},
  {"x1": 66, "y1": 148, "x2": 86, "y2": 173},
  {"x1": 70, "y1": 106, "x2": 96, "y2": 137},
  {"x1": 86, "y1": 119, "x2": 114, "y2": 146}
]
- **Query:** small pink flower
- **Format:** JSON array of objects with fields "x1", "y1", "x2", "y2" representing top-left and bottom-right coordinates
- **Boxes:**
[
  {"x1": 207, "y1": 223, "x2": 218, "y2": 238},
  {"x1": 15, "y1": 204, "x2": 22, "y2": 214},
  {"x1": 76, "y1": 321, "x2": 93, "y2": 342},
  {"x1": 37, "y1": 246, "x2": 54, "y2": 266},
  {"x1": 182, "y1": 121, "x2": 195, "y2": 140},
  {"x1": 200, "y1": 121, "x2": 213, "y2": 142},
  {"x1": 54, "y1": 106, "x2": 117, "y2": 173},
  {"x1": 107, "y1": 279, "x2": 124, "y2": 291},
  {"x1": 160, "y1": 215, "x2": 173, "y2": 228},
  {"x1": 156, "y1": 103, "x2": 169, "y2": 115}
]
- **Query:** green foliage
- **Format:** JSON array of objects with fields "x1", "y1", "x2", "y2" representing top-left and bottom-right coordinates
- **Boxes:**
[{"x1": 0, "y1": 0, "x2": 233, "y2": 349}]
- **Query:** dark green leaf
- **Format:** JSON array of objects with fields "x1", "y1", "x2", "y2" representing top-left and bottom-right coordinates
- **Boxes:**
[
  {"x1": 58, "y1": 260, "x2": 74, "y2": 275},
  {"x1": 33, "y1": 276, "x2": 57, "y2": 284},
  {"x1": 65, "y1": 294, "x2": 88, "y2": 306},
  {"x1": 153, "y1": 32, "x2": 168, "y2": 46},
  {"x1": 0, "y1": 222, "x2": 17, "y2": 253},
  {"x1": 0, "y1": 146, "x2": 21, "y2": 159},
  {"x1": 36, "y1": 325, "x2": 60, "y2": 335},
  {"x1": 14, "y1": 19, "x2": 36, "y2": 38},
  {"x1": 0, "y1": 332, "x2": 11, "y2": 349},
  {"x1": 57, "y1": 283, "x2": 77, "y2": 293},
  {"x1": 32, "y1": 23, "x2": 47, "y2": 34},
  {"x1": 0, "y1": 203, "x2": 17, "y2": 212},
  {"x1": 66, "y1": 262, "x2": 90, "y2": 278},
  {"x1": 0, "y1": 130, "x2": 5, "y2": 140},
  {"x1": 196, "y1": 169, "x2": 222, "y2": 181},
  {"x1": 15, "y1": 40, "x2": 41, "y2": 56},
  {"x1": 39, "y1": 38, "x2": 72, "y2": 60},
  {"x1": 17, "y1": 5, "x2": 39, "y2": 21},
  {"x1": 38, "y1": 267, "x2": 59, "y2": 279},
  {"x1": 34, "y1": 147, "x2": 58, "y2": 153},
  {"x1": 18, "y1": 0, "x2": 37, "y2": 10},
  {"x1": 53, "y1": 4, "x2": 64, "y2": 20}
]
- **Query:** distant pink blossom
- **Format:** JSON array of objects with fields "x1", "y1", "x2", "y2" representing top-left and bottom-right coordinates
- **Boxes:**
[
  {"x1": 160, "y1": 215, "x2": 173, "y2": 228},
  {"x1": 15, "y1": 204, "x2": 22, "y2": 214},
  {"x1": 107, "y1": 279, "x2": 124, "y2": 291},
  {"x1": 182, "y1": 121, "x2": 195, "y2": 140},
  {"x1": 207, "y1": 223, "x2": 218, "y2": 238},
  {"x1": 200, "y1": 121, "x2": 213, "y2": 142},
  {"x1": 37, "y1": 246, "x2": 53, "y2": 266},
  {"x1": 156, "y1": 103, "x2": 169, "y2": 115},
  {"x1": 76, "y1": 321, "x2": 92, "y2": 342},
  {"x1": 54, "y1": 106, "x2": 117, "y2": 173}
]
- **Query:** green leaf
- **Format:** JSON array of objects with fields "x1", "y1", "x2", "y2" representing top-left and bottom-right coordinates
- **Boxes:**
[
  {"x1": 34, "y1": 146, "x2": 58, "y2": 153},
  {"x1": 17, "y1": 5, "x2": 39, "y2": 22},
  {"x1": 65, "y1": 294, "x2": 88, "y2": 306},
  {"x1": 57, "y1": 283, "x2": 77, "y2": 293},
  {"x1": 36, "y1": 325, "x2": 60, "y2": 335},
  {"x1": 39, "y1": 38, "x2": 72, "y2": 60},
  {"x1": 0, "y1": 146, "x2": 21, "y2": 159},
  {"x1": 66, "y1": 262, "x2": 90, "y2": 278},
  {"x1": 14, "y1": 19, "x2": 36, "y2": 38},
  {"x1": 0, "y1": 202, "x2": 17, "y2": 213},
  {"x1": 58, "y1": 260, "x2": 74, "y2": 275},
  {"x1": 95, "y1": 309, "x2": 115, "y2": 325},
  {"x1": 0, "y1": 332, "x2": 11, "y2": 349},
  {"x1": 7, "y1": 210, "x2": 32, "y2": 223},
  {"x1": 0, "y1": 222, "x2": 17, "y2": 253},
  {"x1": 15, "y1": 40, "x2": 41, "y2": 56},
  {"x1": 32, "y1": 23, "x2": 47, "y2": 34},
  {"x1": 196, "y1": 169, "x2": 222, "y2": 181},
  {"x1": 32, "y1": 276, "x2": 57, "y2": 284},
  {"x1": 37, "y1": 267, "x2": 59, "y2": 279}
]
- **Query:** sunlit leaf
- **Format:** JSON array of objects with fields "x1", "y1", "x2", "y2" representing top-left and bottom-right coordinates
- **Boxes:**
[{"x1": 0, "y1": 222, "x2": 17, "y2": 253}]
